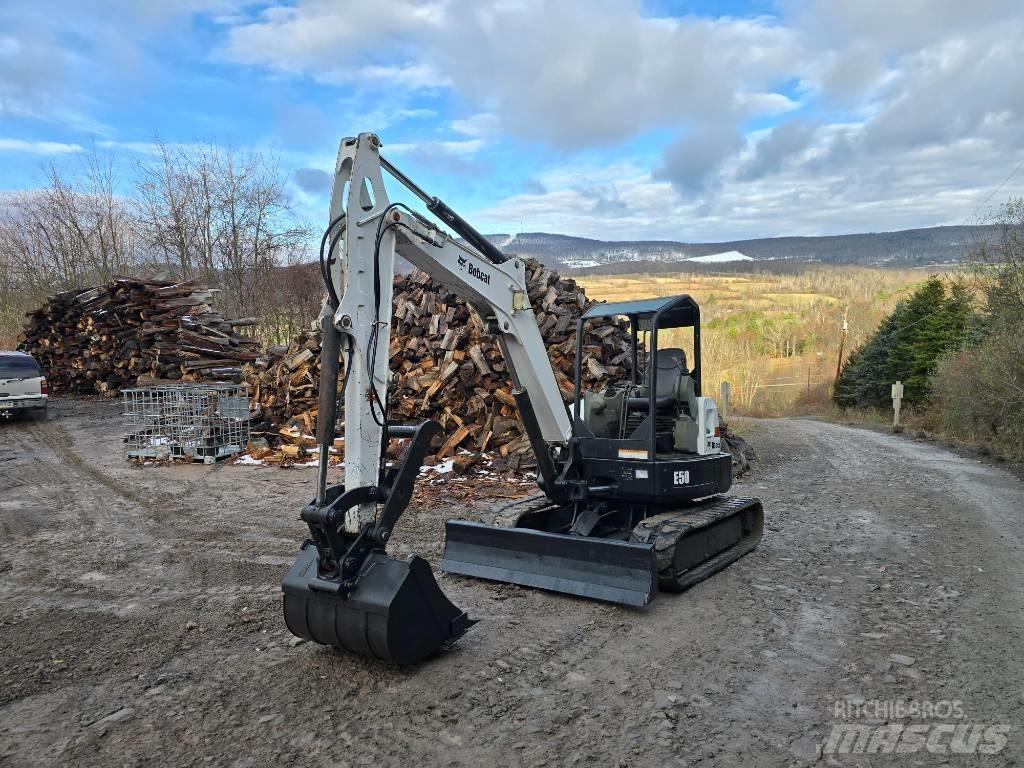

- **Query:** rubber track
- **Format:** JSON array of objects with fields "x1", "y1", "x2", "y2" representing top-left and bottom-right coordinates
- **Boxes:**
[
  {"x1": 492, "y1": 493, "x2": 560, "y2": 528},
  {"x1": 628, "y1": 496, "x2": 764, "y2": 591}
]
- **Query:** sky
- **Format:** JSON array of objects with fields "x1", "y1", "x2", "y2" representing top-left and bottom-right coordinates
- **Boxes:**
[{"x1": 1, "y1": 0, "x2": 1023, "y2": 243}]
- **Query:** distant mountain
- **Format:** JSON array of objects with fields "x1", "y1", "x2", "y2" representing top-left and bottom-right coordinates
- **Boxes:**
[{"x1": 482, "y1": 226, "x2": 997, "y2": 270}]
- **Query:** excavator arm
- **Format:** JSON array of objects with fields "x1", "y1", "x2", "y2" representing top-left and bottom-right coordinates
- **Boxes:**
[
  {"x1": 324, "y1": 133, "x2": 571, "y2": 538},
  {"x1": 282, "y1": 133, "x2": 572, "y2": 663}
]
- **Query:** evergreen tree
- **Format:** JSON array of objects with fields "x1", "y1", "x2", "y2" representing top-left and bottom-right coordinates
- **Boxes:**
[
  {"x1": 832, "y1": 345, "x2": 864, "y2": 408},
  {"x1": 833, "y1": 277, "x2": 977, "y2": 409},
  {"x1": 886, "y1": 277, "x2": 947, "y2": 402}
]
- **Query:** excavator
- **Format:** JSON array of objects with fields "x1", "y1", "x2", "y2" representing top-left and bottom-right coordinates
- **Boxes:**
[{"x1": 282, "y1": 133, "x2": 764, "y2": 664}]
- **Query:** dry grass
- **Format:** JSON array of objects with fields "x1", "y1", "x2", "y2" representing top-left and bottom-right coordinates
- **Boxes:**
[{"x1": 577, "y1": 266, "x2": 937, "y2": 416}]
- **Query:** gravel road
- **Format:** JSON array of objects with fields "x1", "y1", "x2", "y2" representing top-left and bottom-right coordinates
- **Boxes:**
[{"x1": 1, "y1": 399, "x2": 1021, "y2": 767}]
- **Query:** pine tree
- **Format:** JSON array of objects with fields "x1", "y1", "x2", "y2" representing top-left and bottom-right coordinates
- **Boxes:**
[
  {"x1": 886, "y1": 277, "x2": 947, "y2": 403},
  {"x1": 832, "y1": 345, "x2": 864, "y2": 408},
  {"x1": 833, "y1": 277, "x2": 977, "y2": 409}
]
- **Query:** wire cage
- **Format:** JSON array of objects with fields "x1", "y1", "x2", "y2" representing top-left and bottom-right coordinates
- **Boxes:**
[{"x1": 123, "y1": 384, "x2": 250, "y2": 463}]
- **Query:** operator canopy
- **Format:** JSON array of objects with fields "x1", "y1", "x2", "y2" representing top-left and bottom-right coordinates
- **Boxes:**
[{"x1": 581, "y1": 295, "x2": 700, "y2": 329}]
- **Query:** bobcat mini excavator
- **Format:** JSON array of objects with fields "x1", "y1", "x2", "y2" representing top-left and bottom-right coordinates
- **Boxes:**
[{"x1": 282, "y1": 133, "x2": 763, "y2": 664}]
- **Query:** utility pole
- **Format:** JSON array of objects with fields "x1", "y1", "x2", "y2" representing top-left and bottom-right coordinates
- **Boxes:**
[{"x1": 834, "y1": 307, "x2": 849, "y2": 385}]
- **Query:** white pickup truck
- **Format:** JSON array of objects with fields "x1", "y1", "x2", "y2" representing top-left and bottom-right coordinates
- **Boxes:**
[{"x1": 0, "y1": 352, "x2": 48, "y2": 420}]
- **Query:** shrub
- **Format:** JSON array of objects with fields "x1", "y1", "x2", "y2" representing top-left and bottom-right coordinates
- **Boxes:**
[
  {"x1": 931, "y1": 331, "x2": 1024, "y2": 459},
  {"x1": 929, "y1": 199, "x2": 1024, "y2": 458}
]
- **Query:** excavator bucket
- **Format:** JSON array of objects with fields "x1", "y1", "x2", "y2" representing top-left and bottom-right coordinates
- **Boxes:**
[
  {"x1": 283, "y1": 541, "x2": 475, "y2": 665},
  {"x1": 441, "y1": 521, "x2": 659, "y2": 606}
]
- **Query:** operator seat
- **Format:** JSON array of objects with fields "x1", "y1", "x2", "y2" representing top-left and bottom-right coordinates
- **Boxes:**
[
  {"x1": 651, "y1": 348, "x2": 688, "y2": 402},
  {"x1": 627, "y1": 348, "x2": 691, "y2": 410}
]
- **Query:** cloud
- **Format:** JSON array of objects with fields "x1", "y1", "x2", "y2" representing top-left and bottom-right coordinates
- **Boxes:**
[
  {"x1": 472, "y1": 112, "x2": 1021, "y2": 242},
  {"x1": 0, "y1": 27, "x2": 66, "y2": 121},
  {"x1": 737, "y1": 120, "x2": 819, "y2": 180},
  {"x1": 862, "y1": 23, "x2": 1024, "y2": 153},
  {"x1": 222, "y1": 2, "x2": 447, "y2": 87},
  {"x1": 429, "y1": 5, "x2": 804, "y2": 149},
  {"x1": 214, "y1": 0, "x2": 1024, "y2": 233},
  {"x1": 5, "y1": 0, "x2": 1024, "y2": 242},
  {"x1": 385, "y1": 139, "x2": 483, "y2": 157},
  {"x1": 218, "y1": 1, "x2": 806, "y2": 148},
  {"x1": 346, "y1": 105, "x2": 437, "y2": 133},
  {"x1": 655, "y1": 125, "x2": 745, "y2": 195},
  {"x1": 451, "y1": 113, "x2": 499, "y2": 138},
  {"x1": 293, "y1": 166, "x2": 332, "y2": 194},
  {"x1": 386, "y1": 140, "x2": 488, "y2": 177},
  {"x1": 575, "y1": 182, "x2": 630, "y2": 218},
  {"x1": 0, "y1": 1, "x2": 246, "y2": 130},
  {"x1": 0, "y1": 138, "x2": 84, "y2": 155}
]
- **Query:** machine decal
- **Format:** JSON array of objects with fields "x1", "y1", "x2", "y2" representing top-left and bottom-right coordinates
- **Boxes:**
[
  {"x1": 457, "y1": 255, "x2": 492, "y2": 285},
  {"x1": 618, "y1": 448, "x2": 649, "y2": 460},
  {"x1": 673, "y1": 470, "x2": 691, "y2": 485}
]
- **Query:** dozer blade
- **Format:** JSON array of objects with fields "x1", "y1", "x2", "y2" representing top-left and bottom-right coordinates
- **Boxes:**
[
  {"x1": 283, "y1": 542, "x2": 475, "y2": 665},
  {"x1": 441, "y1": 521, "x2": 658, "y2": 606}
]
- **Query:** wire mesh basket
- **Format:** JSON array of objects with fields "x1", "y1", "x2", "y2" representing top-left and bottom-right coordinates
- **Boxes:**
[{"x1": 123, "y1": 384, "x2": 250, "y2": 463}]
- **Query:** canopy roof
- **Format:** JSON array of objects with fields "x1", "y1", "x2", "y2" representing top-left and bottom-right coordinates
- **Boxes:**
[{"x1": 580, "y1": 294, "x2": 700, "y2": 328}]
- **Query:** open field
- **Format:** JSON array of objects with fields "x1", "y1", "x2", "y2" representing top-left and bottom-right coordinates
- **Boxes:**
[
  {"x1": 2, "y1": 400, "x2": 1022, "y2": 766},
  {"x1": 577, "y1": 267, "x2": 937, "y2": 415}
]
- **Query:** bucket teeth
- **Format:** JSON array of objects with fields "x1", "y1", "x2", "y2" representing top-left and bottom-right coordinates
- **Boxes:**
[{"x1": 283, "y1": 543, "x2": 474, "y2": 665}]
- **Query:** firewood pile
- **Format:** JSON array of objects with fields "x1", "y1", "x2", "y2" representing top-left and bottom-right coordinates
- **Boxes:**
[
  {"x1": 246, "y1": 260, "x2": 632, "y2": 468},
  {"x1": 18, "y1": 277, "x2": 261, "y2": 395}
]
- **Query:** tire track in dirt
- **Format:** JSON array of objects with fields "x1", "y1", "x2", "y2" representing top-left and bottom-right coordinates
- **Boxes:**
[
  {"x1": 3, "y1": 406, "x2": 1024, "y2": 767},
  {"x1": 0, "y1": 415, "x2": 281, "y2": 616}
]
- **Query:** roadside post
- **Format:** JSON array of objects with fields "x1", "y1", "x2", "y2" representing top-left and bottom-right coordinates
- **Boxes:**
[
  {"x1": 891, "y1": 381, "x2": 904, "y2": 433},
  {"x1": 720, "y1": 381, "x2": 731, "y2": 422}
]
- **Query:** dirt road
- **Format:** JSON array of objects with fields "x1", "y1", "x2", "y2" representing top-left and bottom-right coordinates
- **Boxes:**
[{"x1": 1, "y1": 400, "x2": 1022, "y2": 767}]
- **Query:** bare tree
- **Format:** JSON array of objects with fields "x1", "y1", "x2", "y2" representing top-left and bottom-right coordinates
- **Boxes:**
[
  {"x1": 0, "y1": 149, "x2": 138, "y2": 293},
  {"x1": 0, "y1": 139, "x2": 315, "y2": 346},
  {"x1": 968, "y1": 198, "x2": 1024, "y2": 327},
  {"x1": 258, "y1": 261, "x2": 325, "y2": 345},
  {"x1": 134, "y1": 139, "x2": 218, "y2": 282},
  {"x1": 133, "y1": 140, "x2": 310, "y2": 333}
]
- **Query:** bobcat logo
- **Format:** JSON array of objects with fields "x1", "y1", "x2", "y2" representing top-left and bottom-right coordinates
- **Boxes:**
[{"x1": 456, "y1": 254, "x2": 491, "y2": 285}]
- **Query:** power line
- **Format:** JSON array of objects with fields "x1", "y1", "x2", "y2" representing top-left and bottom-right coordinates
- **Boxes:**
[
  {"x1": 872, "y1": 305, "x2": 948, "y2": 342},
  {"x1": 967, "y1": 155, "x2": 1024, "y2": 223}
]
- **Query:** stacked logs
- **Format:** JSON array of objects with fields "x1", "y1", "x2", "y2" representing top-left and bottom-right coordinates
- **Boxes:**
[
  {"x1": 18, "y1": 277, "x2": 261, "y2": 395},
  {"x1": 246, "y1": 260, "x2": 632, "y2": 467}
]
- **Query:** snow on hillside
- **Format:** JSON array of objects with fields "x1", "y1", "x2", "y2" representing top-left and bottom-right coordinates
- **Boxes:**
[{"x1": 686, "y1": 251, "x2": 753, "y2": 263}]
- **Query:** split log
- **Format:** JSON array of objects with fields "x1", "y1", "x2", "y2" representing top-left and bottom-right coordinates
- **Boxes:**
[{"x1": 18, "y1": 278, "x2": 261, "y2": 395}]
